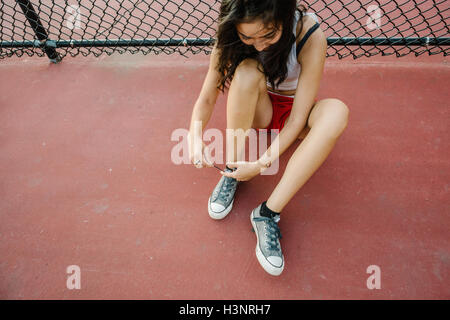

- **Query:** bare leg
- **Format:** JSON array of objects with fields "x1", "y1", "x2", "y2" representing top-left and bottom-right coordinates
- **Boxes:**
[
  {"x1": 225, "y1": 59, "x2": 266, "y2": 164},
  {"x1": 266, "y1": 99, "x2": 349, "y2": 212}
]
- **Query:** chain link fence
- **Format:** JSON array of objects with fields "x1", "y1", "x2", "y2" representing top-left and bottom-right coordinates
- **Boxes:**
[{"x1": 1, "y1": 0, "x2": 448, "y2": 62}]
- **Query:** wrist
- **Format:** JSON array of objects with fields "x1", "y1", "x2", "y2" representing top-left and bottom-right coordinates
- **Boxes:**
[
  {"x1": 188, "y1": 131, "x2": 201, "y2": 140},
  {"x1": 257, "y1": 158, "x2": 271, "y2": 169}
]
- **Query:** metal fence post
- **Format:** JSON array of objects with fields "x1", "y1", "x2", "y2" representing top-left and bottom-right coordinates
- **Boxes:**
[{"x1": 16, "y1": 0, "x2": 61, "y2": 63}]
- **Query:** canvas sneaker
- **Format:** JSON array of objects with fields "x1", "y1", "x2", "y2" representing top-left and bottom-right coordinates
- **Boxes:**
[
  {"x1": 250, "y1": 203, "x2": 284, "y2": 276},
  {"x1": 208, "y1": 166, "x2": 239, "y2": 219}
]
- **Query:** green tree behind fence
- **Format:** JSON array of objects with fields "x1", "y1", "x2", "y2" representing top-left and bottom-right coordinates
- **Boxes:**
[{"x1": 1, "y1": 0, "x2": 448, "y2": 63}]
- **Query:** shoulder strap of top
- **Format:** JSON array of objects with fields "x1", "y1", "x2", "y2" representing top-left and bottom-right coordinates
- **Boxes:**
[{"x1": 296, "y1": 22, "x2": 320, "y2": 57}]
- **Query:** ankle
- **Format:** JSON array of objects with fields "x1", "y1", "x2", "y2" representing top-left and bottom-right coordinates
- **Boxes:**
[{"x1": 260, "y1": 201, "x2": 280, "y2": 218}]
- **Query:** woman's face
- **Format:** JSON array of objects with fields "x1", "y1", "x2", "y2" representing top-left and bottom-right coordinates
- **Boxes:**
[{"x1": 236, "y1": 19, "x2": 282, "y2": 52}]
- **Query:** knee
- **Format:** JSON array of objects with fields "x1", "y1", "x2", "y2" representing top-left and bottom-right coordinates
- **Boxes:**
[
  {"x1": 334, "y1": 99, "x2": 350, "y2": 129},
  {"x1": 321, "y1": 99, "x2": 349, "y2": 138},
  {"x1": 232, "y1": 59, "x2": 265, "y2": 91}
]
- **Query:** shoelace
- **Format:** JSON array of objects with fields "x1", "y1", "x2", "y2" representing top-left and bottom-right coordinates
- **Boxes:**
[
  {"x1": 217, "y1": 176, "x2": 237, "y2": 202},
  {"x1": 252, "y1": 216, "x2": 282, "y2": 251}
]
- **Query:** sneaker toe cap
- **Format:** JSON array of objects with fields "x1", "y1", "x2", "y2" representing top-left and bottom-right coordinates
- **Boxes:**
[
  {"x1": 210, "y1": 202, "x2": 225, "y2": 213},
  {"x1": 267, "y1": 256, "x2": 283, "y2": 268}
]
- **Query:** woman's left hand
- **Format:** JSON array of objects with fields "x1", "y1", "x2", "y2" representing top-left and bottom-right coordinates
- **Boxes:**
[{"x1": 221, "y1": 161, "x2": 262, "y2": 181}]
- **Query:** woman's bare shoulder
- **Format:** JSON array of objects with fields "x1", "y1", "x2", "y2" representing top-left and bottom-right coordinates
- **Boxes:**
[{"x1": 296, "y1": 13, "x2": 320, "y2": 45}]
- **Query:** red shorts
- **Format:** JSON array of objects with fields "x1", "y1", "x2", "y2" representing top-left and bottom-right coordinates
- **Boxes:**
[{"x1": 263, "y1": 91, "x2": 317, "y2": 131}]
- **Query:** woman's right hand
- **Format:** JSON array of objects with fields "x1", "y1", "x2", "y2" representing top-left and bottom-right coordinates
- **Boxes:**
[{"x1": 188, "y1": 132, "x2": 214, "y2": 169}]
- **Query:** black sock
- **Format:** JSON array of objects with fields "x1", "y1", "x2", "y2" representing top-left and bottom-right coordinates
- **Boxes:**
[{"x1": 260, "y1": 201, "x2": 280, "y2": 218}]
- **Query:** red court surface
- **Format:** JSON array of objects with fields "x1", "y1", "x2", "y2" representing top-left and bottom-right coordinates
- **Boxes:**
[{"x1": 0, "y1": 51, "x2": 448, "y2": 299}]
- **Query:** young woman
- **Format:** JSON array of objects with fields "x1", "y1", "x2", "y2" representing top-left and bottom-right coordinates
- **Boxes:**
[{"x1": 188, "y1": 0, "x2": 349, "y2": 276}]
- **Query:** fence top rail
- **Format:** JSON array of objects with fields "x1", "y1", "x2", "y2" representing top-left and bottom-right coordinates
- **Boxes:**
[{"x1": 1, "y1": 0, "x2": 449, "y2": 61}]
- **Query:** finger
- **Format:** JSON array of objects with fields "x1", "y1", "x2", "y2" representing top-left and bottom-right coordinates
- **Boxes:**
[
  {"x1": 193, "y1": 151, "x2": 203, "y2": 165},
  {"x1": 226, "y1": 162, "x2": 237, "y2": 169},
  {"x1": 203, "y1": 147, "x2": 214, "y2": 167},
  {"x1": 200, "y1": 152, "x2": 212, "y2": 167},
  {"x1": 220, "y1": 171, "x2": 234, "y2": 178},
  {"x1": 205, "y1": 157, "x2": 214, "y2": 167},
  {"x1": 203, "y1": 160, "x2": 212, "y2": 168},
  {"x1": 203, "y1": 154, "x2": 214, "y2": 167},
  {"x1": 193, "y1": 159, "x2": 203, "y2": 168}
]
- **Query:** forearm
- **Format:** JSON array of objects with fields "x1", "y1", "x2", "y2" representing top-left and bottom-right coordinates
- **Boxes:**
[
  {"x1": 257, "y1": 120, "x2": 306, "y2": 169},
  {"x1": 189, "y1": 100, "x2": 215, "y2": 134}
]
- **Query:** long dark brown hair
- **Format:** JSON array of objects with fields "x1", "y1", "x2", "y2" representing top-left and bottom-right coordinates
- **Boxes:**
[{"x1": 215, "y1": 0, "x2": 307, "y2": 92}]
